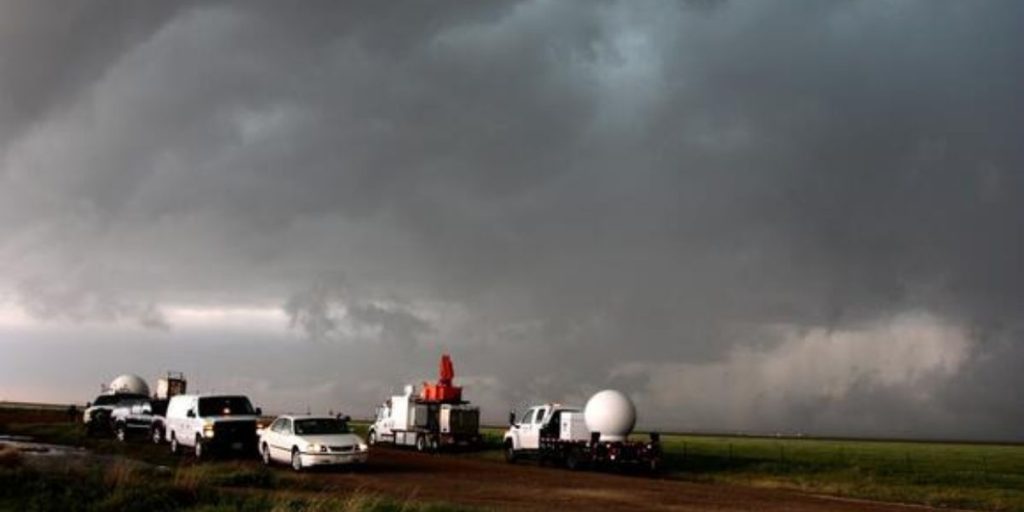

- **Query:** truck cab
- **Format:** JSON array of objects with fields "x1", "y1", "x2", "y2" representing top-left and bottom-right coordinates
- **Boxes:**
[{"x1": 504, "y1": 404, "x2": 582, "y2": 455}]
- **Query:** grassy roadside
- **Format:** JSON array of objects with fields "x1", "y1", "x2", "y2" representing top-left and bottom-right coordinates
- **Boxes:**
[
  {"x1": 654, "y1": 434, "x2": 1024, "y2": 511},
  {"x1": 466, "y1": 425, "x2": 1024, "y2": 511},
  {"x1": 0, "y1": 414, "x2": 479, "y2": 512},
  {"x1": 0, "y1": 460, "x2": 478, "y2": 512}
]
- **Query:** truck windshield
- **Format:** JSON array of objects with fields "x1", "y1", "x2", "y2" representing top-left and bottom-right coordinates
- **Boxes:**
[
  {"x1": 294, "y1": 418, "x2": 350, "y2": 435},
  {"x1": 198, "y1": 396, "x2": 254, "y2": 416},
  {"x1": 92, "y1": 395, "x2": 120, "y2": 406},
  {"x1": 93, "y1": 394, "x2": 147, "y2": 406}
]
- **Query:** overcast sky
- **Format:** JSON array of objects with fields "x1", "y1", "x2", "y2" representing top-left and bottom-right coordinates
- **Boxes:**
[{"x1": 1, "y1": 0, "x2": 1022, "y2": 440}]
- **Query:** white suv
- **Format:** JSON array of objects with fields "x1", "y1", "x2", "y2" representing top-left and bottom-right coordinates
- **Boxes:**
[{"x1": 165, "y1": 394, "x2": 261, "y2": 459}]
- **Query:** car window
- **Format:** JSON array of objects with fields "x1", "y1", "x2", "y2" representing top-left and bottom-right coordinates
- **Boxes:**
[
  {"x1": 281, "y1": 418, "x2": 293, "y2": 435},
  {"x1": 198, "y1": 396, "x2": 254, "y2": 417},
  {"x1": 520, "y1": 409, "x2": 535, "y2": 425},
  {"x1": 269, "y1": 418, "x2": 284, "y2": 432},
  {"x1": 534, "y1": 407, "x2": 547, "y2": 424},
  {"x1": 294, "y1": 418, "x2": 350, "y2": 435}
]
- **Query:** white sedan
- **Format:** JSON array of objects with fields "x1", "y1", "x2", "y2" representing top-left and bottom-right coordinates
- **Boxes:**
[{"x1": 258, "y1": 415, "x2": 369, "y2": 471}]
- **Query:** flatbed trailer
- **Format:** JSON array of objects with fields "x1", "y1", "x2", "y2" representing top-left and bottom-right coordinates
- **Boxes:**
[{"x1": 538, "y1": 432, "x2": 661, "y2": 471}]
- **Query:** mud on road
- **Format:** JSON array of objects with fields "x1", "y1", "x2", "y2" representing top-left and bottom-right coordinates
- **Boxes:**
[{"x1": 265, "y1": 447, "x2": 934, "y2": 512}]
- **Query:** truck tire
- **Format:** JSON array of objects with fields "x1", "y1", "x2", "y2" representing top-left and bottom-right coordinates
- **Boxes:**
[
  {"x1": 115, "y1": 423, "x2": 127, "y2": 442},
  {"x1": 368, "y1": 430, "x2": 376, "y2": 446},
  {"x1": 194, "y1": 435, "x2": 204, "y2": 460},
  {"x1": 565, "y1": 450, "x2": 582, "y2": 471},
  {"x1": 151, "y1": 426, "x2": 163, "y2": 445},
  {"x1": 504, "y1": 440, "x2": 517, "y2": 463},
  {"x1": 416, "y1": 435, "x2": 428, "y2": 452}
]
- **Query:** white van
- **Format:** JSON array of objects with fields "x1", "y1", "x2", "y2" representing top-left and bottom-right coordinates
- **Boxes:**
[{"x1": 164, "y1": 394, "x2": 261, "y2": 459}]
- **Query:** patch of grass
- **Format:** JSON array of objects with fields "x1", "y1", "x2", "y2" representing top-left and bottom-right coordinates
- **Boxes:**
[
  {"x1": 654, "y1": 434, "x2": 1024, "y2": 511},
  {"x1": 0, "y1": 444, "x2": 24, "y2": 469},
  {"x1": 0, "y1": 418, "x2": 480, "y2": 512},
  {"x1": 0, "y1": 463, "x2": 477, "y2": 512}
]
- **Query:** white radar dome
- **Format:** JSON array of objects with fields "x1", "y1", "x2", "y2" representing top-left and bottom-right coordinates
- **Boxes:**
[
  {"x1": 584, "y1": 389, "x2": 637, "y2": 442},
  {"x1": 109, "y1": 374, "x2": 150, "y2": 396}
]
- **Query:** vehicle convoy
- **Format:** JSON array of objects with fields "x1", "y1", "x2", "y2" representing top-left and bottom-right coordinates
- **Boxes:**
[
  {"x1": 504, "y1": 389, "x2": 661, "y2": 471},
  {"x1": 82, "y1": 374, "x2": 151, "y2": 436},
  {"x1": 164, "y1": 394, "x2": 262, "y2": 459},
  {"x1": 368, "y1": 354, "x2": 482, "y2": 452},
  {"x1": 259, "y1": 415, "x2": 369, "y2": 471}
]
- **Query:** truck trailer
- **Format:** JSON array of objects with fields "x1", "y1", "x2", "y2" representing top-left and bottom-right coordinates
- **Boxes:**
[
  {"x1": 504, "y1": 391, "x2": 661, "y2": 472},
  {"x1": 368, "y1": 354, "x2": 482, "y2": 452}
]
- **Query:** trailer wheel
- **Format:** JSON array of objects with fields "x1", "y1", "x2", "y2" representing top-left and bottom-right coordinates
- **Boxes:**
[
  {"x1": 504, "y1": 440, "x2": 517, "y2": 463},
  {"x1": 415, "y1": 435, "x2": 428, "y2": 452}
]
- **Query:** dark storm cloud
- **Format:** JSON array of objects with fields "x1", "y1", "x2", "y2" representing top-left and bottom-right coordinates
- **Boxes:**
[{"x1": 1, "y1": 1, "x2": 1022, "y2": 438}]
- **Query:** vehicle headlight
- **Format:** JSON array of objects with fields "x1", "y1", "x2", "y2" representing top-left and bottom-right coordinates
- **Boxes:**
[
  {"x1": 358, "y1": 443, "x2": 368, "y2": 451},
  {"x1": 203, "y1": 423, "x2": 215, "y2": 438},
  {"x1": 307, "y1": 443, "x2": 327, "y2": 453}
]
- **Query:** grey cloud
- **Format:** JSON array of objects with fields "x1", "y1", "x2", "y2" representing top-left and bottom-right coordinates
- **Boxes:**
[{"x1": 1, "y1": 1, "x2": 1022, "y2": 438}]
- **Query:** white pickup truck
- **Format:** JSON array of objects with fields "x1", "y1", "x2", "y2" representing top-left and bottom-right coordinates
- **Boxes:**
[{"x1": 504, "y1": 402, "x2": 661, "y2": 471}]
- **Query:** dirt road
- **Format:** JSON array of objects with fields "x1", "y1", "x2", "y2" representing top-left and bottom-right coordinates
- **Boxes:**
[
  {"x1": 0, "y1": 408, "x2": 937, "y2": 511},
  {"x1": 273, "y1": 447, "x2": 933, "y2": 511}
]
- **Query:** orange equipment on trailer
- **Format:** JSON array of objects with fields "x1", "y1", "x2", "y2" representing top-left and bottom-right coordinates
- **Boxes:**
[{"x1": 420, "y1": 353, "x2": 463, "y2": 403}]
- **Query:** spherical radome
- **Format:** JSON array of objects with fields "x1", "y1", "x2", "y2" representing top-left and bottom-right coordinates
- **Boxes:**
[
  {"x1": 109, "y1": 374, "x2": 150, "y2": 396},
  {"x1": 584, "y1": 389, "x2": 636, "y2": 441}
]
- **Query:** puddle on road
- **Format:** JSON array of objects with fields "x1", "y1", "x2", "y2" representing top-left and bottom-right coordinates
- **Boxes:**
[
  {"x1": 0, "y1": 434, "x2": 89, "y2": 457},
  {"x1": 0, "y1": 433, "x2": 155, "y2": 474}
]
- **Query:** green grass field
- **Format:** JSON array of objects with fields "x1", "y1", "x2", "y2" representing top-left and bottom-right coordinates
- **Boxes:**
[
  {"x1": 474, "y1": 425, "x2": 1024, "y2": 511},
  {"x1": 654, "y1": 434, "x2": 1024, "y2": 511}
]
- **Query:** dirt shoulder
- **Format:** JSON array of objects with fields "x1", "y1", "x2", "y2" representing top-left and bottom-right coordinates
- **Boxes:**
[{"x1": 273, "y1": 447, "x2": 934, "y2": 512}]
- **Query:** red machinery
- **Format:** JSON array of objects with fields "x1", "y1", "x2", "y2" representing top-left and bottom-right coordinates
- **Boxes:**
[{"x1": 420, "y1": 354, "x2": 463, "y2": 403}]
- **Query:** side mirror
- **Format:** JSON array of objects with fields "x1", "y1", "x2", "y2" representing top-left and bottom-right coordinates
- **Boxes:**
[
  {"x1": 508, "y1": 411, "x2": 516, "y2": 426},
  {"x1": 187, "y1": 409, "x2": 195, "y2": 418},
  {"x1": 255, "y1": 407, "x2": 262, "y2": 416},
  {"x1": 85, "y1": 402, "x2": 92, "y2": 408}
]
